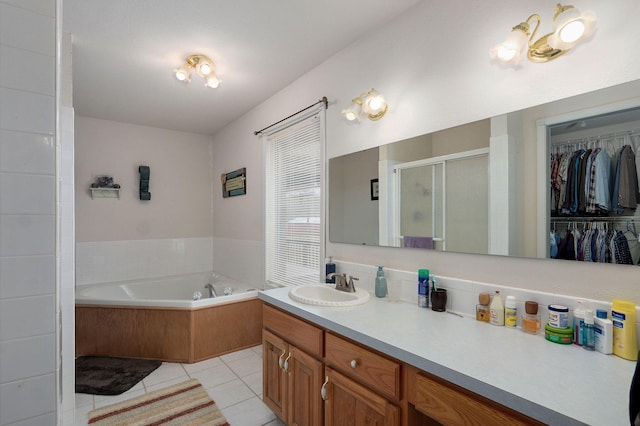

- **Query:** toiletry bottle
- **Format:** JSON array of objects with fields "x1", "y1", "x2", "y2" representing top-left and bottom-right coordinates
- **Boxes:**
[
  {"x1": 582, "y1": 310, "x2": 595, "y2": 351},
  {"x1": 375, "y1": 266, "x2": 388, "y2": 298},
  {"x1": 476, "y1": 293, "x2": 490, "y2": 322},
  {"x1": 325, "y1": 257, "x2": 336, "y2": 283},
  {"x1": 489, "y1": 291, "x2": 504, "y2": 326},
  {"x1": 505, "y1": 296, "x2": 517, "y2": 328},
  {"x1": 612, "y1": 299, "x2": 638, "y2": 361},
  {"x1": 573, "y1": 300, "x2": 587, "y2": 346},
  {"x1": 594, "y1": 309, "x2": 613, "y2": 355},
  {"x1": 521, "y1": 301, "x2": 540, "y2": 334},
  {"x1": 418, "y1": 269, "x2": 429, "y2": 308}
]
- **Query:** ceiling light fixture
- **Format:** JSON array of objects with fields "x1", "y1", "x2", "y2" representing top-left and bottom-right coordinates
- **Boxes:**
[
  {"x1": 341, "y1": 88, "x2": 388, "y2": 122},
  {"x1": 174, "y1": 54, "x2": 220, "y2": 88},
  {"x1": 489, "y1": 3, "x2": 596, "y2": 67}
]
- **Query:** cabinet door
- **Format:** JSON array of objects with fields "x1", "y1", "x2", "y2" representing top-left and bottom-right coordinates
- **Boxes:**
[
  {"x1": 288, "y1": 345, "x2": 324, "y2": 426},
  {"x1": 324, "y1": 367, "x2": 399, "y2": 426},
  {"x1": 263, "y1": 329, "x2": 288, "y2": 421}
]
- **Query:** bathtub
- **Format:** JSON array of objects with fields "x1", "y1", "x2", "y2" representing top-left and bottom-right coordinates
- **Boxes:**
[
  {"x1": 75, "y1": 272, "x2": 264, "y2": 363},
  {"x1": 76, "y1": 272, "x2": 259, "y2": 308}
]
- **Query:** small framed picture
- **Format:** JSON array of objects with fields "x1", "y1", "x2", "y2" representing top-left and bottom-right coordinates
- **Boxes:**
[{"x1": 370, "y1": 178, "x2": 379, "y2": 200}]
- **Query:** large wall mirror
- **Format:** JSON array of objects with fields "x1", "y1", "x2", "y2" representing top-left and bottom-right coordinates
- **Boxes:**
[{"x1": 329, "y1": 79, "x2": 640, "y2": 265}]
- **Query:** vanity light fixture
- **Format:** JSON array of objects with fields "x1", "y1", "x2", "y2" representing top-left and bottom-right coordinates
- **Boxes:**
[
  {"x1": 341, "y1": 88, "x2": 388, "y2": 122},
  {"x1": 490, "y1": 3, "x2": 596, "y2": 66},
  {"x1": 174, "y1": 54, "x2": 220, "y2": 88}
]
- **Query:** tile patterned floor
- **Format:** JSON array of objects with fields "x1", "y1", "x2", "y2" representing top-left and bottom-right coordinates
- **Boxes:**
[{"x1": 72, "y1": 345, "x2": 285, "y2": 426}]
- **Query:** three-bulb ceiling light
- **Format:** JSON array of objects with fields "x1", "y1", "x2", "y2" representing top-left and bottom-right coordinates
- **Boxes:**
[
  {"x1": 490, "y1": 3, "x2": 596, "y2": 66},
  {"x1": 174, "y1": 54, "x2": 220, "y2": 88},
  {"x1": 342, "y1": 88, "x2": 388, "y2": 122}
]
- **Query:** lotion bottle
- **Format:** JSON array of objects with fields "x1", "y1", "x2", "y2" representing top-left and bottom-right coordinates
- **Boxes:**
[
  {"x1": 594, "y1": 309, "x2": 613, "y2": 355},
  {"x1": 489, "y1": 291, "x2": 504, "y2": 326},
  {"x1": 505, "y1": 296, "x2": 517, "y2": 328},
  {"x1": 375, "y1": 266, "x2": 388, "y2": 298},
  {"x1": 612, "y1": 299, "x2": 638, "y2": 361}
]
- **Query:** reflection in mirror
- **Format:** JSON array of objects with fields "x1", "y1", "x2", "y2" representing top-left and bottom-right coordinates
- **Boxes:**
[
  {"x1": 329, "y1": 79, "x2": 640, "y2": 264},
  {"x1": 547, "y1": 106, "x2": 640, "y2": 264},
  {"x1": 329, "y1": 119, "x2": 490, "y2": 252}
]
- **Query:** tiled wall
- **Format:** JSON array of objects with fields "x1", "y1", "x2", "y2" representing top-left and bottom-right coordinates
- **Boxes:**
[
  {"x1": 0, "y1": 1, "x2": 58, "y2": 425},
  {"x1": 76, "y1": 237, "x2": 214, "y2": 286}
]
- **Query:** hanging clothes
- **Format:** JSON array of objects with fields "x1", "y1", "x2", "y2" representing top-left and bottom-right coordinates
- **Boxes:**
[{"x1": 612, "y1": 145, "x2": 640, "y2": 213}]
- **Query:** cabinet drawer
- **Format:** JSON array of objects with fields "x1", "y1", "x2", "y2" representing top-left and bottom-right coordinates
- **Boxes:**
[
  {"x1": 263, "y1": 304, "x2": 323, "y2": 357},
  {"x1": 414, "y1": 373, "x2": 543, "y2": 425},
  {"x1": 325, "y1": 332, "x2": 400, "y2": 400}
]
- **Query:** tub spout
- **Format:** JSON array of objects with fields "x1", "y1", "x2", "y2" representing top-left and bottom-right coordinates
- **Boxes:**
[{"x1": 204, "y1": 283, "x2": 217, "y2": 298}]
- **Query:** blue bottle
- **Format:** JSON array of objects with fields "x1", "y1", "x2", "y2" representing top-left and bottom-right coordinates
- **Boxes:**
[
  {"x1": 325, "y1": 257, "x2": 336, "y2": 283},
  {"x1": 375, "y1": 266, "x2": 388, "y2": 298}
]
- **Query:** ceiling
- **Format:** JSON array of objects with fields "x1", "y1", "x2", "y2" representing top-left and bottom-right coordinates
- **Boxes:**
[{"x1": 63, "y1": 0, "x2": 422, "y2": 136}]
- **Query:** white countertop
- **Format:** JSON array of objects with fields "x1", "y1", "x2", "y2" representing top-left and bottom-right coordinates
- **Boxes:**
[{"x1": 259, "y1": 286, "x2": 636, "y2": 426}]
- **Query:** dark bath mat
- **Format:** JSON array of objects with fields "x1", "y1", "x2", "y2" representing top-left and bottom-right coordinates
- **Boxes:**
[{"x1": 75, "y1": 356, "x2": 162, "y2": 395}]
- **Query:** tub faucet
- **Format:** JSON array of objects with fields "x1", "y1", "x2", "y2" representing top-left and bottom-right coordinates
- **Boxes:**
[{"x1": 204, "y1": 283, "x2": 217, "y2": 298}]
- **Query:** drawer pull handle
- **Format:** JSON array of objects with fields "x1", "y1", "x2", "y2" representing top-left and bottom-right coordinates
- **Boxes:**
[
  {"x1": 283, "y1": 352, "x2": 292, "y2": 374},
  {"x1": 350, "y1": 359, "x2": 358, "y2": 369},
  {"x1": 278, "y1": 349, "x2": 286, "y2": 369},
  {"x1": 321, "y1": 376, "x2": 329, "y2": 401}
]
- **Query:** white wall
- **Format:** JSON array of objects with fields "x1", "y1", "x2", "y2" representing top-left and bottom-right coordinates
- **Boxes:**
[
  {"x1": 211, "y1": 0, "x2": 640, "y2": 304},
  {"x1": 74, "y1": 117, "x2": 213, "y2": 242},
  {"x1": 0, "y1": 1, "x2": 58, "y2": 424}
]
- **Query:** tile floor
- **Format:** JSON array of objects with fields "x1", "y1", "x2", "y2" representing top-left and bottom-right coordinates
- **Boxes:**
[{"x1": 73, "y1": 345, "x2": 285, "y2": 426}]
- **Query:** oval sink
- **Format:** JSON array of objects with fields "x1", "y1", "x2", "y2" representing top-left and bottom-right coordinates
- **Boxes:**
[{"x1": 289, "y1": 284, "x2": 370, "y2": 307}]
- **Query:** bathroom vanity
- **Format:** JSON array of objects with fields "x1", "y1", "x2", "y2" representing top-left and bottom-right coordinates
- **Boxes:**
[{"x1": 259, "y1": 287, "x2": 634, "y2": 425}]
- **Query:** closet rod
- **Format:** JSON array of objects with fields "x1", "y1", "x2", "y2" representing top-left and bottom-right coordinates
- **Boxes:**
[
  {"x1": 553, "y1": 128, "x2": 640, "y2": 147},
  {"x1": 550, "y1": 217, "x2": 640, "y2": 223},
  {"x1": 253, "y1": 96, "x2": 328, "y2": 136}
]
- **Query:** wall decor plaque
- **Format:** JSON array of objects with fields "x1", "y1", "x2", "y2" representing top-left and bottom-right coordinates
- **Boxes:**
[{"x1": 221, "y1": 168, "x2": 246, "y2": 197}]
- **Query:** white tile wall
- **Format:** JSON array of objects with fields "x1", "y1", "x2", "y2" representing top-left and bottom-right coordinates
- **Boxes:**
[
  {"x1": 0, "y1": 1, "x2": 58, "y2": 425},
  {"x1": 212, "y1": 237, "x2": 264, "y2": 288},
  {"x1": 75, "y1": 237, "x2": 214, "y2": 286}
]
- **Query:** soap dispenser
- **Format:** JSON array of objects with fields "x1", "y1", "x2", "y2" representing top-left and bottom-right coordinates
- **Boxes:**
[{"x1": 375, "y1": 266, "x2": 388, "y2": 298}]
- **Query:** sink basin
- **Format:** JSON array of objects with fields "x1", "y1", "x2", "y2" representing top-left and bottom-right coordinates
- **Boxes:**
[{"x1": 289, "y1": 284, "x2": 370, "y2": 307}]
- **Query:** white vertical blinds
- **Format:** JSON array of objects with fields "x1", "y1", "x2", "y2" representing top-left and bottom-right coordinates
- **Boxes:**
[{"x1": 265, "y1": 114, "x2": 322, "y2": 287}]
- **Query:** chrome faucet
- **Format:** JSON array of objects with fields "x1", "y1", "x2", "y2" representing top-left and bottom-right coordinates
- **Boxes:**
[
  {"x1": 326, "y1": 272, "x2": 358, "y2": 293},
  {"x1": 204, "y1": 283, "x2": 217, "y2": 298}
]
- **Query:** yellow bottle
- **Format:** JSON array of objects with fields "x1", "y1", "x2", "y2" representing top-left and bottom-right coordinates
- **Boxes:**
[{"x1": 611, "y1": 299, "x2": 638, "y2": 361}]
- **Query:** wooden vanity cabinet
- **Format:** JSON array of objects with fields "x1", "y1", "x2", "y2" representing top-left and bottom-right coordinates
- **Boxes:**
[
  {"x1": 324, "y1": 366, "x2": 400, "y2": 426},
  {"x1": 263, "y1": 303, "x2": 542, "y2": 426},
  {"x1": 263, "y1": 305, "x2": 324, "y2": 426},
  {"x1": 405, "y1": 365, "x2": 544, "y2": 426}
]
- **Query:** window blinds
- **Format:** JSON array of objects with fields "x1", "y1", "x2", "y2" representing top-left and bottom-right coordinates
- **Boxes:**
[{"x1": 265, "y1": 114, "x2": 321, "y2": 287}]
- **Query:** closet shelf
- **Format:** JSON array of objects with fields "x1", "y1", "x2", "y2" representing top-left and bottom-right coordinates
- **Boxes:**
[{"x1": 90, "y1": 188, "x2": 120, "y2": 199}]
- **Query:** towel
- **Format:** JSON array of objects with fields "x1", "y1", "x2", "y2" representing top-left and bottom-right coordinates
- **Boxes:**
[
  {"x1": 403, "y1": 236, "x2": 434, "y2": 249},
  {"x1": 139, "y1": 165, "x2": 151, "y2": 201}
]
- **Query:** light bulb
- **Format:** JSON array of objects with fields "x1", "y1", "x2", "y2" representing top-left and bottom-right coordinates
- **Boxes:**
[
  {"x1": 559, "y1": 20, "x2": 585, "y2": 43},
  {"x1": 497, "y1": 46, "x2": 517, "y2": 62},
  {"x1": 367, "y1": 97, "x2": 383, "y2": 113},
  {"x1": 174, "y1": 64, "x2": 192, "y2": 82},
  {"x1": 490, "y1": 29, "x2": 528, "y2": 65},
  {"x1": 199, "y1": 62, "x2": 212, "y2": 76},
  {"x1": 344, "y1": 110, "x2": 358, "y2": 121},
  {"x1": 205, "y1": 75, "x2": 220, "y2": 88}
]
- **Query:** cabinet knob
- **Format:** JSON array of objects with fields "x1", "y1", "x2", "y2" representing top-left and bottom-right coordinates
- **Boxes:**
[
  {"x1": 350, "y1": 359, "x2": 358, "y2": 369},
  {"x1": 321, "y1": 376, "x2": 329, "y2": 401},
  {"x1": 278, "y1": 349, "x2": 286, "y2": 369}
]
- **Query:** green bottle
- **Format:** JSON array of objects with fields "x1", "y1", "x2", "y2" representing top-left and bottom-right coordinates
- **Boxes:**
[{"x1": 375, "y1": 266, "x2": 387, "y2": 298}]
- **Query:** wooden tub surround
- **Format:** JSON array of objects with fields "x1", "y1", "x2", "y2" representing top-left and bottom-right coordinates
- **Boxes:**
[{"x1": 76, "y1": 298, "x2": 262, "y2": 363}]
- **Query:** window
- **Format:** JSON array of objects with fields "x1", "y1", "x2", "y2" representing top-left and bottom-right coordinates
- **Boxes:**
[{"x1": 265, "y1": 113, "x2": 323, "y2": 287}]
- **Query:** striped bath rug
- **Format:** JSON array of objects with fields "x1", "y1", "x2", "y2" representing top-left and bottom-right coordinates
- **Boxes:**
[{"x1": 87, "y1": 379, "x2": 229, "y2": 425}]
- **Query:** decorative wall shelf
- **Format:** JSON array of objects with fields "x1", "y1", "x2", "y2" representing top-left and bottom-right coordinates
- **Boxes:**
[{"x1": 90, "y1": 188, "x2": 120, "y2": 199}]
